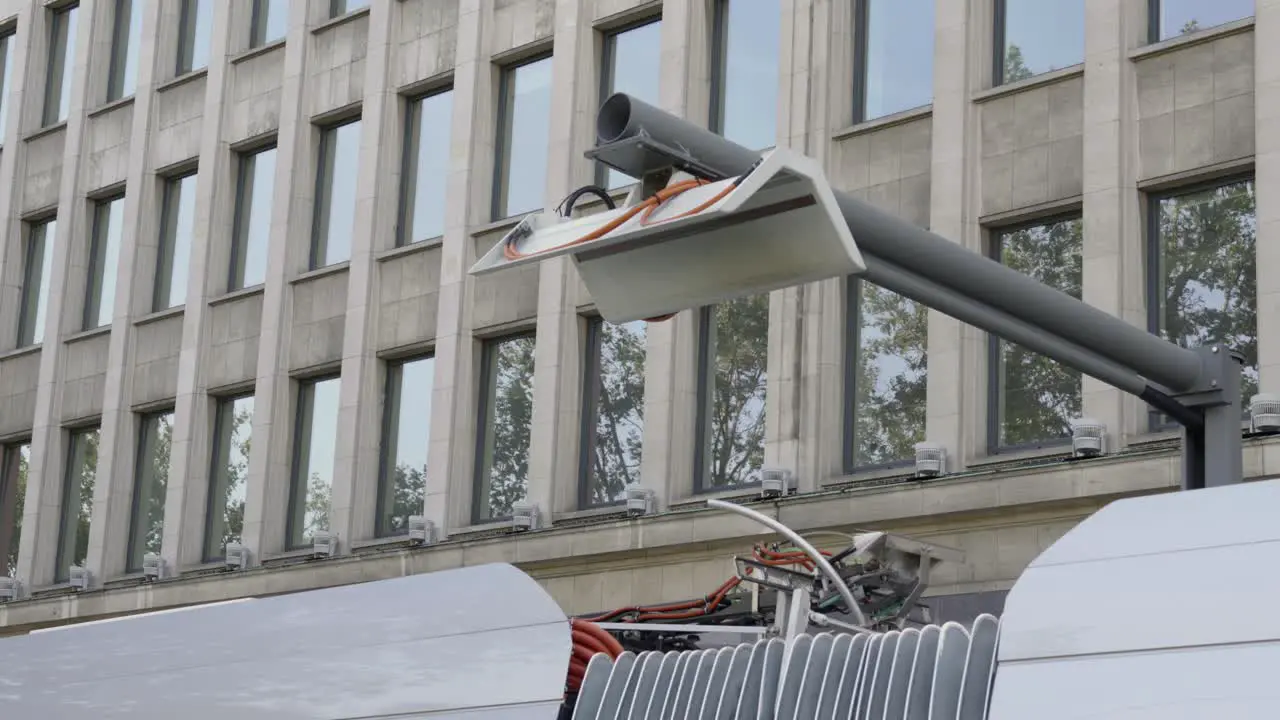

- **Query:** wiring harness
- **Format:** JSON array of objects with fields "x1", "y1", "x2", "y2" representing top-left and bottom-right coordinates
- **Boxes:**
[{"x1": 503, "y1": 174, "x2": 746, "y2": 323}]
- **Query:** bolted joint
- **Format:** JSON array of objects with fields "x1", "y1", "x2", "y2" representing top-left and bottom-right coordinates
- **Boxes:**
[{"x1": 1172, "y1": 344, "x2": 1245, "y2": 409}]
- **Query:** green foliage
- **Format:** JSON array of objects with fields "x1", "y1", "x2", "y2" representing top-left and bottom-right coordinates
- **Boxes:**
[
  {"x1": 131, "y1": 414, "x2": 172, "y2": 565},
  {"x1": 3, "y1": 446, "x2": 28, "y2": 576},
  {"x1": 383, "y1": 463, "x2": 426, "y2": 534},
  {"x1": 69, "y1": 430, "x2": 98, "y2": 569},
  {"x1": 586, "y1": 321, "x2": 646, "y2": 504},
  {"x1": 1156, "y1": 180, "x2": 1258, "y2": 403},
  {"x1": 303, "y1": 470, "x2": 331, "y2": 537},
  {"x1": 706, "y1": 295, "x2": 769, "y2": 488},
  {"x1": 483, "y1": 336, "x2": 536, "y2": 517},
  {"x1": 210, "y1": 404, "x2": 253, "y2": 554},
  {"x1": 853, "y1": 283, "x2": 928, "y2": 466},
  {"x1": 994, "y1": 219, "x2": 1083, "y2": 446},
  {"x1": 1003, "y1": 43, "x2": 1033, "y2": 83}
]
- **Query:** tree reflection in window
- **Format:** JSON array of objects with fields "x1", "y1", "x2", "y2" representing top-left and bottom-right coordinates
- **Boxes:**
[
  {"x1": 1153, "y1": 180, "x2": 1257, "y2": 420},
  {"x1": 476, "y1": 334, "x2": 536, "y2": 520},
  {"x1": 582, "y1": 319, "x2": 645, "y2": 505},
  {"x1": 850, "y1": 281, "x2": 928, "y2": 468},
  {"x1": 699, "y1": 295, "x2": 769, "y2": 489},
  {"x1": 991, "y1": 218, "x2": 1083, "y2": 449}
]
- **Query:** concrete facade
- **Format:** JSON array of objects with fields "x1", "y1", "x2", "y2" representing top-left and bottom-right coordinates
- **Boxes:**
[{"x1": 0, "y1": 0, "x2": 1278, "y2": 633}]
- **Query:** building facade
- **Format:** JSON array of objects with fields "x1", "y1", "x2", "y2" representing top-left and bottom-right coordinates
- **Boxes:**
[{"x1": 0, "y1": 0, "x2": 1276, "y2": 632}]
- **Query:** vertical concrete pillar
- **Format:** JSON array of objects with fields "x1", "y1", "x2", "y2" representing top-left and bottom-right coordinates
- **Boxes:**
[
  {"x1": 796, "y1": 0, "x2": 848, "y2": 489},
  {"x1": 328, "y1": 0, "x2": 397, "y2": 547},
  {"x1": 526, "y1": 0, "x2": 594, "y2": 522},
  {"x1": 85, "y1": 0, "x2": 174, "y2": 581},
  {"x1": 19, "y1": 0, "x2": 103, "y2": 588},
  {"x1": 925, "y1": 0, "x2": 985, "y2": 470},
  {"x1": 765, "y1": 0, "x2": 806, "y2": 485},
  {"x1": 1256, "y1": 0, "x2": 1280, "y2": 396},
  {"x1": 1080, "y1": 0, "x2": 1147, "y2": 449},
  {"x1": 0, "y1": 5, "x2": 37, "y2": 349},
  {"x1": 1, "y1": 3, "x2": 41, "y2": 590},
  {"x1": 637, "y1": 0, "x2": 711, "y2": 508},
  {"x1": 239, "y1": 0, "x2": 313, "y2": 560},
  {"x1": 426, "y1": 0, "x2": 488, "y2": 532}
]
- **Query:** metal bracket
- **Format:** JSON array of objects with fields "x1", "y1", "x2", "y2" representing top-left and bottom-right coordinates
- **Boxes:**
[{"x1": 1172, "y1": 344, "x2": 1245, "y2": 490}]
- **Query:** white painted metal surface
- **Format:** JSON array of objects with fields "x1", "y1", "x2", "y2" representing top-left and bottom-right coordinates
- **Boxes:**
[
  {"x1": 0, "y1": 563, "x2": 571, "y2": 719},
  {"x1": 989, "y1": 477, "x2": 1280, "y2": 719},
  {"x1": 469, "y1": 148, "x2": 863, "y2": 324}
]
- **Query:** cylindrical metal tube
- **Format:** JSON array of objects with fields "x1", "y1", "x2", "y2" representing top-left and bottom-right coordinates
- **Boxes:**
[
  {"x1": 596, "y1": 93, "x2": 1206, "y2": 393},
  {"x1": 861, "y1": 256, "x2": 1149, "y2": 397}
]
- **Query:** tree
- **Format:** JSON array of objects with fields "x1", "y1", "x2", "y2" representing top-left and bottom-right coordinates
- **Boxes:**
[
  {"x1": 853, "y1": 283, "x2": 928, "y2": 466},
  {"x1": 383, "y1": 463, "x2": 426, "y2": 533},
  {"x1": 706, "y1": 295, "x2": 769, "y2": 488},
  {"x1": 1003, "y1": 44, "x2": 1033, "y2": 83},
  {"x1": 70, "y1": 431, "x2": 99, "y2": 568},
  {"x1": 133, "y1": 415, "x2": 172, "y2": 562},
  {"x1": 2, "y1": 446, "x2": 28, "y2": 576},
  {"x1": 215, "y1": 405, "x2": 253, "y2": 551},
  {"x1": 303, "y1": 471, "x2": 332, "y2": 538},
  {"x1": 994, "y1": 219, "x2": 1083, "y2": 446},
  {"x1": 1156, "y1": 180, "x2": 1258, "y2": 404},
  {"x1": 586, "y1": 321, "x2": 646, "y2": 503},
  {"x1": 484, "y1": 336, "x2": 536, "y2": 517}
]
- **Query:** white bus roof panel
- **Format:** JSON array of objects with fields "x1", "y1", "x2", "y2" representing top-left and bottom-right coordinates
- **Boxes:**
[{"x1": 0, "y1": 563, "x2": 571, "y2": 720}]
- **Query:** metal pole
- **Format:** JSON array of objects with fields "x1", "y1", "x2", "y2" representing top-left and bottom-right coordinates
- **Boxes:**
[
  {"x1": 704, "y1": 499, "x2": 866, "y2": 626},
  {"x1": 594, "y1": 93, "x2": 1205, "y2": 393}
]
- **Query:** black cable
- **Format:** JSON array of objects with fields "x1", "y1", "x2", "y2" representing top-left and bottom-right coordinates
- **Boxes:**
[{"x1": 558, "y1": 185, "x2": 616, "y2": 217}]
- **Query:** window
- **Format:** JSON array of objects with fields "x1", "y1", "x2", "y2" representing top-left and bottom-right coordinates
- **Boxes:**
[
  {"x1": 106, "y1": 0, "x2": 143, "y2": 101},
  {"x1": 1150, "y1": 0, "x2": 1254, "y2": 42},
  {"x1": 250, "y1": 0, "x2": 288, "y2": 48},
  {"x1": 330, "y1": 0, "x2": 369, "y2": 18},
  {"x1": 230, "y1": 146, "x2": 276, "y2": 289},
  {"x1": 176, "y1": 0, "x2": 212, "y2": 75},
  {"x1": 17, "y1": 219, "x2": 56, "y2": 347},
  {"x1": 0, "y1": 31, "x2": 15, "y2": 138},
  {"x1": 994, "y1": 0, "x2": 1084, "y2": 85},
  {"x1": 126, "y1": 411, "x2": 173, "y2": 571},
  {"x1": 493, "y1": 55, "x2": 552, "y2": 220},
  {"x1": 84, "y1": 196, "x2": 124, "y2": 330},
  {"x1": 711, "y1": 0, "x2": 779, "y2": 151},
  {"x1": 154, "y1": 173, "x2": 197, "y2": 311},
  {"x1": 1, "y1": 443, "x2": 29, "y2": 577},
  {"x1": 695, "y1": 296, "x2": 768, "y2": 490},
  {"x1": 579, "y1": 319, "x2": 645, "y2": 506},
  {"x1": 398, "y1": 89, "x2": 453, "y2": 245},
  {"x1": 845, "y1": 280, "x2": 927, "y2": 470},
  {"x1": 1149, "y1": 179, "x2": 1257, "y2": 423},
  {"x1": 203, "y1": 394, "x2": 253, "y2": 561},
  {"x1": 56, "y1": 428, "x2": 98, "y2": 581},
  {"x1": 377, "y1": 356, "x2": 435, "y2": 536},
  {"x1": 855, "y1": 0, "x2": 934, "y2": 122},
  {"x1": 43, "y1": 4, "x2": 79, "y2": 127},
  {"x1": 286, "y1": 376, "x2": 340, "y2": 548},
  {"x1": 474, "y1": 334, "x2": 536, "y2": 521},
  {"x1": 989, "y1": 217, "x2": 1083, "y2": 450},
  {"x1": 599, "y1": 19, "x2": 662, "y2": 189},
  {"x1": 311, "y1": 119, "x2": 361, "y2": 268}
]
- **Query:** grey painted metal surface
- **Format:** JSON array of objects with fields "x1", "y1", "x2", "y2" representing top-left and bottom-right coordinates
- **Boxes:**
[
  {"x1": 577, "y1": 619, "x2": 999, "y2": 720},
  {"x1": 0, "y1": 563, "x2": 571, "y2": 719}
]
